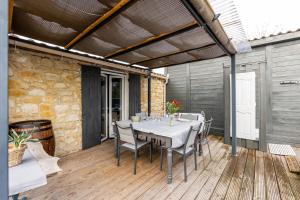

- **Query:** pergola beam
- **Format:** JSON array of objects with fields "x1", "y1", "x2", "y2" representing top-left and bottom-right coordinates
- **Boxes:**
[
  {"x1": 180, "y1": 0, "x2": 232, "y2": 56},
  {"x1": 64, "y1": 0, "x2": 136, "y2": 49},
  {"x1": 105, "y1": 22, "x2": 199, "y2": 59},
  {"x1": 132, "y1": 43, "x2": 216, "y2": 65},
  {"x1": 9, "y1": 0, "x2": 14, "y2": 32}
]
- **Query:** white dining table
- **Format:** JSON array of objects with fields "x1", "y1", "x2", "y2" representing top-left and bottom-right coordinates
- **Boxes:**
[
  {"x1": 9, "y1": 150, "x2": 47, "y2": 200},
  {"x1": 117, "y1": 116, "x2": 203, "y2": 184}
]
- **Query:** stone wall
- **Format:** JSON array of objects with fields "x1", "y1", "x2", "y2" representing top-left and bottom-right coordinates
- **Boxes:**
[
  {"x1": 9, "y1": 48, "x2": 82, "y2": 156},
  {"x1": 8, "y1": 47, "x2": 166, "y2": 156},
  {"x1": 141, "y1": 76, "x2": 166, "y2": 116}
]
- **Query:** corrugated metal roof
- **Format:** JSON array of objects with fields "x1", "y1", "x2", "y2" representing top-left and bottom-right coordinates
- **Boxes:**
[{"x1": 208, "y1": 0, "x2": 251, "y2": 53}]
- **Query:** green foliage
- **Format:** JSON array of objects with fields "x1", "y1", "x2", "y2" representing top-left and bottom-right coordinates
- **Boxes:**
[
  {"x1": 166, "y1": 99, "x2": 181, "y2": 114},
  {"x1": 8, "y1": 129, "x2": 38, "y2": 149}
]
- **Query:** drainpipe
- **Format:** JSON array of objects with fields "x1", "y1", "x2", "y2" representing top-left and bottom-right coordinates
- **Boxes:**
[
  {"x1": 231, "y1": 54, "x2": 237, "y2": 156},
  {"x1": 0, "y1": 0, "x2": 9, "y2": 198},
  {"x1": 147, "y1": 68, "x2": 151, "y2": 116}
]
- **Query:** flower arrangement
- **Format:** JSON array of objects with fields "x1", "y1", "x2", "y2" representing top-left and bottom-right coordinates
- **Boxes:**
[{"x1": 166, "y1": 99, "x2": 181, "y2": 115}]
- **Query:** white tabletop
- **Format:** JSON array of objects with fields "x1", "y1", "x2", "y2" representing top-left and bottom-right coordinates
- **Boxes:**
[
  {"x1": 132, "y1": 117, "x2": 203, "y2": 148},
  {"x1": 9, "y1": 150, "x2": 47, "y2": 196}
]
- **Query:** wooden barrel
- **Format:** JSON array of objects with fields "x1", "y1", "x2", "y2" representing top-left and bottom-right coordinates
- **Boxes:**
[{"x1": 9, "y1": 120, "x2": 55, "y2": 156}]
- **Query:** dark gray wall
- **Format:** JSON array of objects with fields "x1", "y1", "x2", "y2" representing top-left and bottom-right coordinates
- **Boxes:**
[
  {"x1": 268, "y1": 40, "x2": 300, "y2": 146},
  {"x1": 167, "y1": 57, "x2": 228, "y2": 134},
  {"x1": 167, "y1": 39, "x2": 300, "y2": 147}
]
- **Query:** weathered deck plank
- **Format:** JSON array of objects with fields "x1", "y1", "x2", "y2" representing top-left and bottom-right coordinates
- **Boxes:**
[
  {"x1": 253, "y1": 150, "x2": 266, "y2": 200},
  {"x1": 280, "y1": 156, "x2": 300, "y2": 200},
  {"x1": 239, "y1": 149, "x2": 256, "y2": 200},
  {"x1": 264, "y1": 153, "x2": 281, "y2": 200},
  {"x1": 272, "y1": 155, "x2": 295, "y2": 200},
  {"x1": 224, "y1": 148, "x2": 248, "y2": 200},
  {"x1": 21, "y1": 136, "x2": 300, "y2": 200}
]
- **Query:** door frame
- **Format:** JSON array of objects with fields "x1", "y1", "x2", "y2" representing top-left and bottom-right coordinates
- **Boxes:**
[
  {"x1": 101, "y1": 74, "x2": 108, "y2": 141},
  {"x1": 101, "y1": 70, "x2": 128, "y2": 139},
  {"x1": 224, "y1": 61, "x2": 268, "y2": 151},
  {"x1": 108, "y1": 75, "x2": 126, "y2": 138}
]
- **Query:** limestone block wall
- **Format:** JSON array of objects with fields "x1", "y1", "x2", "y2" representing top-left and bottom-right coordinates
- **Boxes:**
[
  {"x1": 8, "y1": 47, "x2": 166, "y2": 156},
  {"x1": 141, "y1": 76, "x2": 166, "y2": 116},
  {"x1": 8, "y1": 48, "x2": 82, "y2": 156}
]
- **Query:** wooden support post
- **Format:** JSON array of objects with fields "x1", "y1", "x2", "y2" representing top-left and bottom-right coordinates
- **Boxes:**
[
  {"x1": 0, "y1": 0, "x2": 9, "y2": 199},
  {"x1": 147, "y1": 69, "x2": 152, "y2": 116},
  {"x1": 231, "y1": 54, "x2": 237, "y2": 156}
]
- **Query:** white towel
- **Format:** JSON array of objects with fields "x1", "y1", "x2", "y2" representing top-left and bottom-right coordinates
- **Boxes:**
[{"x1": 26, "y1": 142, "x2": 62, "y2": 175}]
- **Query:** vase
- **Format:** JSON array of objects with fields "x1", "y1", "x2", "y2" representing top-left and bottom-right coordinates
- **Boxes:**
[{"x1": 169, "y1": 115, "x2": 174, "y2": 126}]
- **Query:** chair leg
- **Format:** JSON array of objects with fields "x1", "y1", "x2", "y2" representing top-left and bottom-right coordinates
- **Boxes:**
[
  {"x1": 194, "y1": 149, "x2": 197, "y2": 170},
  {"x1": 183, "y1": 155, "x2": 187, "y2": 182},
  {"x1": 207, "y1": 141, "x2": 212, "y2": 160},
  {"x1": 150, "y1": 142, "x2": 153, "y2": 163},
  {"x1": 117, "y1": 145, "x2": 120, "y2": 166},
  {"x1": 160, "y1": 146, "x2": 163, "y2": 171},
  {"x1": 133, "y1": 151, "x2": 137, "y2": 175},
  {"x1": 198, "y1": 143, "x2": 202, "y2": 156}
]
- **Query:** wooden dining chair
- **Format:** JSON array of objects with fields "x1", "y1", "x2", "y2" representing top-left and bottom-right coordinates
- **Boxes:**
[
  {"x1": 197, "y1": 117, "x2": 213, "y2": 158},
  {"x1": 115, "y1": 121, "x2": 152, "y2": 175},
  {"x1": 160, "y1": 122, "x2": 202, "y2": 182}
]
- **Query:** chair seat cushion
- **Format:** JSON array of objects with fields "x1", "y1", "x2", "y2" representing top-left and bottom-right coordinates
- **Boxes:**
[
  {"x1": 121, "y1": 140, "x2": 150, "y2": 150},
  {"x1": 173, "y1": 146, "x2": 194, "y2": 155}
]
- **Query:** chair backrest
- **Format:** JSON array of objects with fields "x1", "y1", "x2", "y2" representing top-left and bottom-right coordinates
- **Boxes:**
[
  {"x1": 200, "y1": 117, "x2": 213, "y2": 140},
  {"x1": 136, "y1": 112, "x2": 147, "y2": 120},
  {"x1": 200, "y1": 111, "x2": 205, "y2": 121},
  {"x1": 115, "y1": 121, "x2": 136, "y2": 145},
  {"x1": 184, "y1": 122, "x2": 202, "y2": 152},
  {"x1": 179, "y1": 113, "x2": 199, "y2": 121}
]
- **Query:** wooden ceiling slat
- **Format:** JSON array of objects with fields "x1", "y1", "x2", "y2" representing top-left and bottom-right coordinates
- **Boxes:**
[
  {"x1": 64, "y1": 0, "x2": 136, "y2": 49},
  {"x1": 105, "y1": 21, "x2": 199, "y2": 59}
]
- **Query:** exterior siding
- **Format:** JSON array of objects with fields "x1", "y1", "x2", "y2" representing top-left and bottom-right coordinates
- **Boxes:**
[
  {"x1": 189, "y1": 57, "x2": 227, "y2": 133},
  {"x1": 166, "y1": 64, "x2": 188, "y2": 112},
  {"x1": 269, "y1": 40, "x2": 300, "y2": 146},
  {"x1": 167, "y1": 36, "x2": 300, "y2": 147}
]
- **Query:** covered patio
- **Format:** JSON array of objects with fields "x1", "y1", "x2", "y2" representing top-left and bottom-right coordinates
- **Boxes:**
[{"x1": 1, "y1": 0, "x2": 300, "y2": 200}]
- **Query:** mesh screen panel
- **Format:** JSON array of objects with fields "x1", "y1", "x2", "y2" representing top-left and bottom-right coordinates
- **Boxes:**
[
  {"x1": 113, "y1": 52, "x2": 151, "y2": 64},
  {"x1": 14, "y1": 0, "x2": 113, "y2": 32},
  {"x1": 188, "y1": 45, "x2": 225, "y2": 60},
  {"x1": 166, "y1": 28, "x2": 214, "y2": 49},
  {"x1": 73, "y1": 35, "x2": 121, "y2": 56},
  {"x1": 13, "y1": 8, "x2": 77, "y2": 46},
  {"x1": 91, "y1": 15, "x2": 154, "y2": 49},
  {"x1": 12, "y1": 0, "x2": 230, "y2": 67},
  {"x1": 116, "y1": 27, "x2": 214, "y2": 64},
  {"x1": 140, "y1": 52, "x2": 197, "y2": 68},
  {"x1": 122, "y1": 0, "x2": 195, "y2": 34}
]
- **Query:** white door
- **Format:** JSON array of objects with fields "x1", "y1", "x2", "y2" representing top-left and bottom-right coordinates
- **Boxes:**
[{"x1": 231, "y1": 72, "x2": 257, "y2": 140}]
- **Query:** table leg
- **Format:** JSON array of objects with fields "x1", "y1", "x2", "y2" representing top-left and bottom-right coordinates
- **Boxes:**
[{"x1": 167, "y1": 148, "x2": 173, "y2": 184}]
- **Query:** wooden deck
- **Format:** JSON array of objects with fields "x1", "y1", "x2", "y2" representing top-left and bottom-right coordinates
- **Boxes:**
[{"x1": 21, "y1": 136, "x2": 300, "y2": 200}]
